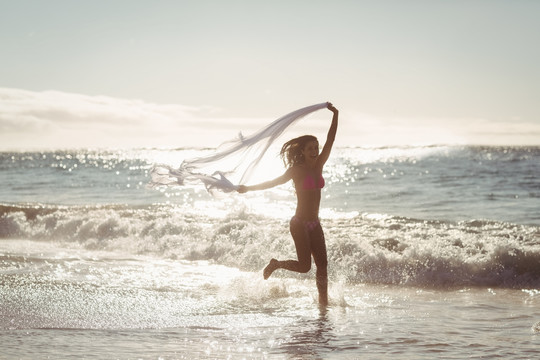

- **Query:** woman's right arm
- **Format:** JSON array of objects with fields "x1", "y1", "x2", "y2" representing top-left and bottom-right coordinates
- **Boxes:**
[{"x1": 237, "y1": 168, "x2": 293, "y2": 193}]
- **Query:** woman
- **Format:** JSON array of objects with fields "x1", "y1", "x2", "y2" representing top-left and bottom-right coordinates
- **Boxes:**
[{"x1": 237, "y1": 102, "x2": 338, "y2": 305}]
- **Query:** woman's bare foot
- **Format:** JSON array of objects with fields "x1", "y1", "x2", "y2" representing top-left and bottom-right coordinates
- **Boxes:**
[{"x1": 263, "y1": 258, "x2": 279, "y2": 280}]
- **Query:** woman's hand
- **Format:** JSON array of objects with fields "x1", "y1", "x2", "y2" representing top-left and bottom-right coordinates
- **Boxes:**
[
  {"x1": 327, "y1": 102, "x2": 338, "y2": 114},
  {"x1": 237, "y1": 185, "x2": 248, "y2": 193}
]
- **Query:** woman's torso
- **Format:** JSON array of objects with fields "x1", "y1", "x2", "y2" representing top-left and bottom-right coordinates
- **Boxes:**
[{"x1": 291, "y1": 166, "x2": 324, "y2": 221}]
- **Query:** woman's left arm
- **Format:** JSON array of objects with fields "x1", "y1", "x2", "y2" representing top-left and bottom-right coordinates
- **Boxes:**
[{"x1": 317, "y1": 102, "x2": 338, "y2": 168}]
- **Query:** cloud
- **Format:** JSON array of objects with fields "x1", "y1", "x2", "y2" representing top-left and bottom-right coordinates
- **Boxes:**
[
  {"x1": 0, "y1": 88, "x2": 245, "y2": 150},
  {"x1": 341, "y1": 111, "x2": 540, "y2": 147},
  {"x1": 1, "y1": 87, "x2": 538, "y2": 151},
  {"x1": 0, "y1": 88, "x2": 335, "y2": 151}
]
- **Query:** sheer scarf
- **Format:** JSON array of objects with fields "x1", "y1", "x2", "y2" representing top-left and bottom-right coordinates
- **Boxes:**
[{"x1": 148, "y1": 102, "x2": 328, "y2": 194}]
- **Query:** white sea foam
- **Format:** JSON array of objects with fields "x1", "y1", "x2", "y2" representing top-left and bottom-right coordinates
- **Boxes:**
[{"x1": 1, "y1": 203, "x2": 538, "y2": 289}]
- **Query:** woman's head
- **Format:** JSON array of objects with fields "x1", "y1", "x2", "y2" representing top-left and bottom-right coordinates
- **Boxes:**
[{"x1": 280, "y1": 135, "x2": 319, "y2": 167}]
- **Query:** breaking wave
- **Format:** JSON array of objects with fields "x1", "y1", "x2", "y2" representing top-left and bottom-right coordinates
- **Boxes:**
[{"x1": 2, "y1": 203, "x2": 539, "y2": 289}]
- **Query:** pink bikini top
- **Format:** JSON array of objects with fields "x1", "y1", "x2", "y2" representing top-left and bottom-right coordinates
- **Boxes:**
[{"x1": 302, "y1": 173, "x2": 325, "y2": 190}]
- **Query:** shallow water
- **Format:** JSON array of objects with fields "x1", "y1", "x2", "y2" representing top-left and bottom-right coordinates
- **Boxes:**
[{"x1": 1, "y1": 240, "x2": 539, "y2": 359}]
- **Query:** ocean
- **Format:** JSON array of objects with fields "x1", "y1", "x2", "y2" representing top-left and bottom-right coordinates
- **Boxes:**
[{"x1": 1, "y1": 145, "x2": 539, "y2": 359}]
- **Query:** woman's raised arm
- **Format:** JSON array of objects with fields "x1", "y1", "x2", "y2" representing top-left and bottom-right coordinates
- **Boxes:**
[{"x1": 317, "y1": 102, "x2": 338, "y2": 168}]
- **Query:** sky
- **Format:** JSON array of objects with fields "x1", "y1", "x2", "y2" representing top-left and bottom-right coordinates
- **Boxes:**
[{"x1": 1, "y1": 0, "x2": 539, "y2": 150}]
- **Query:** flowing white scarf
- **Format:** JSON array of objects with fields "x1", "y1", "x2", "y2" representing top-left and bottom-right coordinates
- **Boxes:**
[{"x1": 148, "y1": 102, "x2": 328, "y2": 193}]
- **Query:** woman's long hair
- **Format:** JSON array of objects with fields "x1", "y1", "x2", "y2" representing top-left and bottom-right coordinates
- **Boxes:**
[{"x1": 280, "y1": 135, "x2": 318, "y2": 168}]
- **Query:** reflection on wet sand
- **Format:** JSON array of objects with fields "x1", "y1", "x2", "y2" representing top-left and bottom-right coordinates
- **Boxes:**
[{"x1": 281, "y1": 306, "x2": 337, "y2": 359}]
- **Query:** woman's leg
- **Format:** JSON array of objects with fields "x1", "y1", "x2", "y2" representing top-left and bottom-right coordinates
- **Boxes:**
[
  {"x1": 310, "y1": 223, "x2": 328, "y2": 305},
  {"x1": 263, "y1": 217, "x2": 312, "y2": 279}
]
